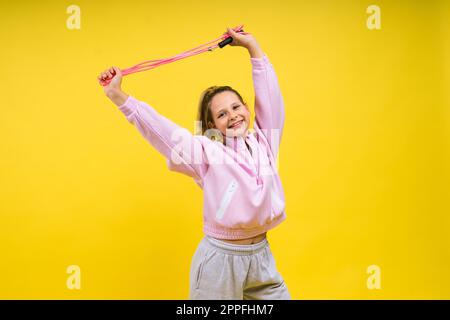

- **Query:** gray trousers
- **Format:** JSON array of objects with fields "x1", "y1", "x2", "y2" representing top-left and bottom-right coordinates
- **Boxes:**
[{"x1": 189, "y1": 236, "x2": 291, "y2": 300}]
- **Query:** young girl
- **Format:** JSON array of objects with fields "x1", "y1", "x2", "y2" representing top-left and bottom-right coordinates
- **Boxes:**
[{"x1": 98, "y1": 27, "x2": 291, "y2": 300}]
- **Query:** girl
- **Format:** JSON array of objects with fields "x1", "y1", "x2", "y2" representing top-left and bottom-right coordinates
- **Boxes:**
[{"x1": 98, "y1": 27, "x2": 291, "y2": 300}]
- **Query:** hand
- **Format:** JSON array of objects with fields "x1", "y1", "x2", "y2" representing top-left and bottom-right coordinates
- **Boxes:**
[
  {"x1": 97, "y1": 66, "x2": 122, "y2": 96},
  {"x1": 225, "y1": 27, "x2": 257, "y2": 49}
]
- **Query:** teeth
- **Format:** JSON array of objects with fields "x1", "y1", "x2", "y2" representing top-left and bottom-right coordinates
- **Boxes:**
[{"x1": 229, "y1": 120, "x2": 242, "y2": 128}]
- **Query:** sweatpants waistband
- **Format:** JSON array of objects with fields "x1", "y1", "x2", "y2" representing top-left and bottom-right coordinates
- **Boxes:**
[{"x1": 203, "y1": 235, "x2": 269, "y2": 255}]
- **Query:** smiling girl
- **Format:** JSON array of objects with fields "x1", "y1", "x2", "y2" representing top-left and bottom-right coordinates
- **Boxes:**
[{"x1": 98, "y1": 27, "x2": 290, "y2": 300}]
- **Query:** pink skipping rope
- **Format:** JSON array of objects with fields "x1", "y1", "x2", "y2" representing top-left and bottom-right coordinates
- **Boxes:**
[{"x1": 99, "y1": 24, "x2": 250, "y2": 86}]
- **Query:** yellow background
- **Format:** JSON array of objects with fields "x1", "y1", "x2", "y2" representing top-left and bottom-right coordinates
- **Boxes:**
[{"x1": 0, "y1": 0, "x2": 449, "y2": 299}]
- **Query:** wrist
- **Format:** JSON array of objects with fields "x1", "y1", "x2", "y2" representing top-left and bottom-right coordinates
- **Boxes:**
[
  {"x1": 245, "y1": 40, "x2": 258, "y2": 50},
  {"x1": 106, "y1": 88, "x2": 122, "y2": 98},
  {"x1": 247, "y1": 43, "x2": 264, "y2": 59},
  {"x1": 106, "y1": 88, "x2": 128, "y2": 106}
]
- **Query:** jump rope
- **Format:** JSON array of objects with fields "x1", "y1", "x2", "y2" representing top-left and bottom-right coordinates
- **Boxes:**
[{"x1": 98, "y1": 24, "x2": 249, "y2": 86}]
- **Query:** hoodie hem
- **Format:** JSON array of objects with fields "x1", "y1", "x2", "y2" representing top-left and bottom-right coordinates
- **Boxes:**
[{"x1": 202, "y1": 211, "x2": 286, "y2": 240}]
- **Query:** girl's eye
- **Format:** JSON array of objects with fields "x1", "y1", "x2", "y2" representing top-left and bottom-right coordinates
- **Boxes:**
[{"x1": 218, "y1": 105, "x2": 239, "y2": 118}]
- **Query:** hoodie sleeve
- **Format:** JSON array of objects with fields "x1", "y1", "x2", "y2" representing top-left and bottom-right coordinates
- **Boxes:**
[
  {"x1": 117, "y1": 95, "x2": 208, "y2": 188},
  {"x1": 250, "y1": 54, "x2": 285, "y2": 158}
]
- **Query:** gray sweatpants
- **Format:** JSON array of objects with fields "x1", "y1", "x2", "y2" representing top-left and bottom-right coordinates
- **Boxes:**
[{"x1": 189, "y1": 235, "x2": 291, "y2": 300}]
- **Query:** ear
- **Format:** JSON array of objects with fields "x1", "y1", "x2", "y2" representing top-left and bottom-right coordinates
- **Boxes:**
[{"x1": 207, "y1": 121, "x2": 215, "y2": 129}]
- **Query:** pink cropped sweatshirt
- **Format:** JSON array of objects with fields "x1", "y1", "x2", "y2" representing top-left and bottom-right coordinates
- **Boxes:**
[{"x1": 117, "y1": 53, "x2": 286, "y2": 240}]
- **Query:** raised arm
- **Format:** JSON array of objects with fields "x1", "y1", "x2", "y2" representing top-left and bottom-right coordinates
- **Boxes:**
[
  {"x1": 225, "y1": 28, "x2": 285, "y2": 157},
  {"x1": 250, "y1": 47, "x2": 285, "y2": 157},
  {"x1": 98, "y1": 67, "x2": 208, "y2": 187}
]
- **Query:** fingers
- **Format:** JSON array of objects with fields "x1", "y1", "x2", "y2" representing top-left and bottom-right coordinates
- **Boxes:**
[
  {"x1": 109, "y1": 67, "x2": 117, "y2": 77},
  {"x1": 99, "y1": 70, "x2": 109, "y2": 80},
  {"x1": 227, "y1": 26, "x2": 244, "y2": 34},
  {"x1": 97, "y1": 65, "x2": 122, "y2": 87},
  {"x1": 112, "y1": 66, "x2": 122, "y2": 76},
  {"x1": 226, "y1": 27, "x2": 235, "y2": 36},
  {"x1": 98, "y1": 66, "x2": 120, "y2": 81}
]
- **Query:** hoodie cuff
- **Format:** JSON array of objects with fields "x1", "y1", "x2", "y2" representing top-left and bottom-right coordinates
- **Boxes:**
[
  {"x1": 118, "y1": 95, "x2": 137, "y2": 117},
  {"x1": 250, "y1": 53, "x2": 269, "y2": 70}
]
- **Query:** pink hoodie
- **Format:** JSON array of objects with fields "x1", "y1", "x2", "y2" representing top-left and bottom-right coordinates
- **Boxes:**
[{"x1": 117, "y1": 53, "x2": 286, "y2": 240}]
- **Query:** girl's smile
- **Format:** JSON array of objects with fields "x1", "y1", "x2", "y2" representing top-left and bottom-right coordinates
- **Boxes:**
[{"x1": 228, "y1": 119, "x2": 244, "y2": 129}]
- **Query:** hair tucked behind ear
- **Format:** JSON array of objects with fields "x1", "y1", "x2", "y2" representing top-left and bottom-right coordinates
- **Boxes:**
[{"x1": 197, "y1": 86, "x2": 247, "y2": 138}]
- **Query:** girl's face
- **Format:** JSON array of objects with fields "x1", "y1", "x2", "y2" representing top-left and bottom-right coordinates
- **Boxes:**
[{"x1": 208, "y1": 91, "x2": 250, "y2": 138}]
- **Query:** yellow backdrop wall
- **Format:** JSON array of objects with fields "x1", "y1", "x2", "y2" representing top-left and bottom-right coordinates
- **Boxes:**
[{"x1": 0, "y1": 0, "x2": 449, "y2": 299}]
